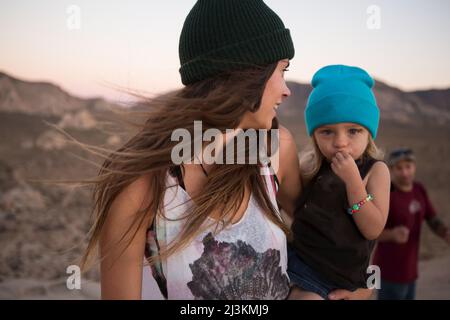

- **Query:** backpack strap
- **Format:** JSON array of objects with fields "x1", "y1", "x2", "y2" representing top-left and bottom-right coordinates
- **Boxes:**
[
  {"x1": 145, "y1": 221, "x2": 168, "y2": 299},
  {"x1": 268, "y1": 162, "x2": 280, "y2": 193},
  {"x1": 259, "y1": 162, "x2": 283, "y2": 222}
]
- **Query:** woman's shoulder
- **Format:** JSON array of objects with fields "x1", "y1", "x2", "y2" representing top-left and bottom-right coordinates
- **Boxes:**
[
  {"x1": 278, "y1": 125, "x2": 294, "y2": 139},
  {"x1": 275, "y1": 125, "x2": 299, "y2": 183},
  {"x1": 111, "y1": 174, "x2": 155, "y2": 220}
]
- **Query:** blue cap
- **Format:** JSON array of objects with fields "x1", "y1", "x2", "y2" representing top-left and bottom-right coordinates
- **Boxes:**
[{"x1": 304, "y1": 65, "x2": 380, "y2": 139}]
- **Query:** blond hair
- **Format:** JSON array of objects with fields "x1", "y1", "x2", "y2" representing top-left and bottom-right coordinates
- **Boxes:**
[{"x1": 299, "y1": 134, "x2": 384, "y2": 186}]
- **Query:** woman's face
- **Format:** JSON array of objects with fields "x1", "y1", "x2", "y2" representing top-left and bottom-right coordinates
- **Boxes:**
[
  {"x1": 313, "y1": 123, "x2": 370, "y2": 161},
  {"x1": 239, "y1": 59, "x2": 291, "y2": 129}
]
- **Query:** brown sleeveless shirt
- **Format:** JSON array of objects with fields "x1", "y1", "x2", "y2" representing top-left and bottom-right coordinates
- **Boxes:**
[{"x1": 291, "y1": 155, "x2": 380, "y2": 289}]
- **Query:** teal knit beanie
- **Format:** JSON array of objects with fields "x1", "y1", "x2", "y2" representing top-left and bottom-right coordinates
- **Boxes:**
[
  {"x1": 179, "y1": 0, "x2": 295, "y2": 85},
  {"x1": 304, "y1": 65, "x2": 380, "y2": 139}
]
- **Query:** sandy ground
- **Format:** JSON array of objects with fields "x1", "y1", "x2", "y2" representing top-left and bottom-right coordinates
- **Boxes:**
[
  {"x1": 416, "y1": 254, "x2": 450, "y2": 299},
  {"x1": 0, "y1": 278, "x2": 101, "y2": 300}
]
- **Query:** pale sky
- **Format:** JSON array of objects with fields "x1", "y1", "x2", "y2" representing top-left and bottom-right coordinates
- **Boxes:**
[{"x1": 1, "y1": 0, "x2": 449, "y2": 103}]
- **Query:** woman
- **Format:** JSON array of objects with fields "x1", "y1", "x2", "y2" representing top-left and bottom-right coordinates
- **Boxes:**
[{"x1": 80, "y1": 0, "x2": 372, "y2": 300}]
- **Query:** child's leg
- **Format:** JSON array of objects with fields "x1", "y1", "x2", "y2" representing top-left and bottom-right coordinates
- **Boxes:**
[{"x1": 288, "y1": 286, "x2": 324, "y2": 300}]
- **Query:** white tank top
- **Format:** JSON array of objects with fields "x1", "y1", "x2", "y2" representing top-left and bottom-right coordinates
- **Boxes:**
[{"x1": 141, "y1": 165, "x2": 289, "y2": 300}]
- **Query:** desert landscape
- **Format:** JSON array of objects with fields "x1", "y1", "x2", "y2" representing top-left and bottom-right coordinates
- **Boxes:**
[{"x1": 0, "y1": 71, "x2": 449, "y2": 299}]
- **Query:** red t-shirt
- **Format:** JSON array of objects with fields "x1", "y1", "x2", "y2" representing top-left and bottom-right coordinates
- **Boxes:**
[{"x1": 373, "y1": 182, "x2": 437, "y2": 283}]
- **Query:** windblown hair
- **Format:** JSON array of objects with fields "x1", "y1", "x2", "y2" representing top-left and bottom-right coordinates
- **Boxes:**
[{"x1": 78, "y1": 62, "x2": 291, "y2": 271}]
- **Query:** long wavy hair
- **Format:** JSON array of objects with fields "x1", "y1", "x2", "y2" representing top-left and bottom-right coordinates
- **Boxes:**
[{"x1": 76, "y1": 62, "x2": 291, "y2": 271}]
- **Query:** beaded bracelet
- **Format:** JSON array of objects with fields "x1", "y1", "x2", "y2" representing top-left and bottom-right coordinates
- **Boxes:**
[{"x1": 347, "y1": 194, "x2": 374, "y2": 215}]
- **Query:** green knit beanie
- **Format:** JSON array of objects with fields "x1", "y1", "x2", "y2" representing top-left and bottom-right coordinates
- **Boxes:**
[{"x1": 179, "y1": 0, "x2": 295, "y2": 85}]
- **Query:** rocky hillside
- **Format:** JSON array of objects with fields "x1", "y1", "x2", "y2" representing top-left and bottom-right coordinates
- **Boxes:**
[
  {"x1": 0, "y1": 72, "x2": 116, "y2": 117},
  {"x1": 280, "y1": 81, "x2": 450, "y2": 126}
]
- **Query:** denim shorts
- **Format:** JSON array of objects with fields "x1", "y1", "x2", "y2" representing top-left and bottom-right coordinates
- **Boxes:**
[
  {"x1": 377, "y1": 280, "x2": 416, "y2": 300},
  {"x1": 287, "y1": 246, "x2": 342, "y2": 300}
]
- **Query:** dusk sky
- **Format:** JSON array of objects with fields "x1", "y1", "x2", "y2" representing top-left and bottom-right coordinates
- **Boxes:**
[{"x1": 1, "y1": 0, "x2": 449, "y2": 102}]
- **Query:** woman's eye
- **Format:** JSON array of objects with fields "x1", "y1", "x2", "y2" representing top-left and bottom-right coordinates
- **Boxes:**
[{"x1": 321, "y1": 130, "x2": 332, "y2": 135}]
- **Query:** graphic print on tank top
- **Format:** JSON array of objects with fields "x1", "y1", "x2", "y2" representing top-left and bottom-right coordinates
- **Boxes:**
[{"x1": 187, "y1": 232, "x2": 289, "y2": 300}]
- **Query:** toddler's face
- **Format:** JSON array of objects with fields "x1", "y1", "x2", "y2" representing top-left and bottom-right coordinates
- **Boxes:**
[{"x1": 313, "y1": 123, "x2": 369, "y2": 161}]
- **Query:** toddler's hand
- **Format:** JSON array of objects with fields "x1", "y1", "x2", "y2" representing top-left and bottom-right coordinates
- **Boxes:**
[{"x1": 330, "y1": 152, "x2": 361, "y2": 185}]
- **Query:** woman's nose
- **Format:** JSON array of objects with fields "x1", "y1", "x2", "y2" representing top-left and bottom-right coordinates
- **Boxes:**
[{"x1": 282, "y1": 82, "x2": 291, "y2": 98}]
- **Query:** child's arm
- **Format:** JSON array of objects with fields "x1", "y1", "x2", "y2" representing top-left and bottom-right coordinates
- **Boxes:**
[
  {"x1": 331, "y1": 152, "x2": 390, "y2": 240},
  {"x1": 328, "y1": 287, "x2": 375, "y2": 300}
]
